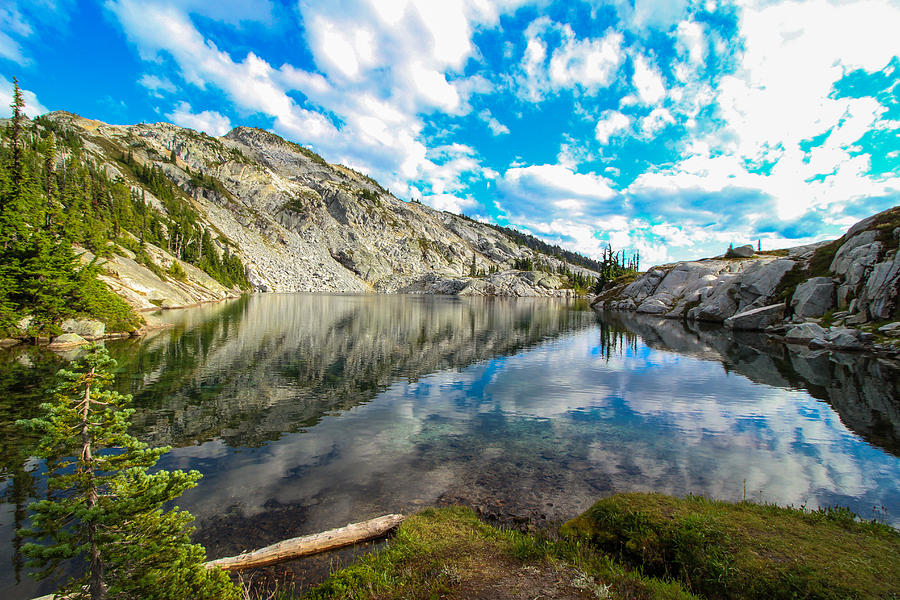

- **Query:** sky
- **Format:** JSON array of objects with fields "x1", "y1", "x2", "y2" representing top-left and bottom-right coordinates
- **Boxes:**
[{"x1": 1, "y1": 0, "x2": 898, "y2": 265}]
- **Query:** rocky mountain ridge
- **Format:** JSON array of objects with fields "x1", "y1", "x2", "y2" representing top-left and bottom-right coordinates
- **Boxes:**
[
  {"x1": 40, "y1": 111, "x2": 597, "y2": 309},
  {"x1": 592, "y1": 206, "x2": 900, "y2": 353}
]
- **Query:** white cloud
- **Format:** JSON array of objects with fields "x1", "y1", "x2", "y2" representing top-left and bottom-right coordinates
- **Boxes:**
[
  {"x1": 640, "y1": 107, "x2": 675, "y2": 137},
  {"x1": 478, "y1": 109, "x2": 510, "y2": 135},
  {"x1": 641, "y1": 0, "x2": 900, "y2": 223},
  {"x1": 595, "y1": 110, "x2": 630, "y2": 144},
  {"x1": 0, "y1": 0, "x2": 74, "y2": 64},
  {"x1": 167, "y1": 101, "x2": 232, "y2": 136},
  {"x1": 138, "y1": 73, "x2": 177, "y2": 94},
  {"x1": 518, "y1": 18, "x2": 625, "y2": 100},
  {"x1": 0, "y1": 75, "x2": 48, "y2": 117},
  {"x1": 503, "y1": 164, "x2": 616, "y2": 202},
  {"x1": 675, "y1": 20, "x2": 705, "y2": 66},
  {"x1": 548, "y1": 30, "x2": 624, "y2": 91},
  {"x1": 498, "y1": 163, "x2": 619, "y2": 227},
  {"x1": 423, "y1": 193, "x2": 478, "y2": 214},
  {"x1": 632, "y1": 54, "x2": 666, "y2": 105},
  {"x1": 617, "y1": 0, "x2": 691, "y2": 30}
]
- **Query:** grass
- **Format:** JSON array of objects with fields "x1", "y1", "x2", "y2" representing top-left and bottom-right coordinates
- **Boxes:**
[
  {"x1": 808, "y1": 238, "x2": 843, "y2": 278},
  {"x1": 773, "y1": 262, "x2": 810, "y2": 304},
  {"x1": 561, "y1": 493, "x2": 900, "y2": 600},
  {"x1": 304, "y1": 506, "x2": 697, "y2": 600},
  {"x1": 867, "y1": 206, "x2": 900, "y2": 252}
]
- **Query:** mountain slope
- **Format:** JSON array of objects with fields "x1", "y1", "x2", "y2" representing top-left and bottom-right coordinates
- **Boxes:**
[{"x1": 41, "y1": 111, "x2": 597, "y2": 303}]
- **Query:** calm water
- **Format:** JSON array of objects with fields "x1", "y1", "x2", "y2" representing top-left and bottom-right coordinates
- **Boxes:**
[{"x1": 2, "y1": 294, "x2": 899, "y2": 597}]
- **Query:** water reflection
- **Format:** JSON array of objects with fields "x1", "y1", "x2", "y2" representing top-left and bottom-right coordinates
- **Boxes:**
[
  {"x1": 596, "y1": 311, "x2": 900, "y2": 457},
  {"x1": 111, "y1": 294, "x2": 597, "y2": 447},
  {"x1": 1, "y1": 296, "x2": 898, "y2": 599}
]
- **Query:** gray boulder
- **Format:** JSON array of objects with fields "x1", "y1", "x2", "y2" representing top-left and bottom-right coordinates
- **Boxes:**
[
  {"x1": 877, "y1": 322, "x2": 900, "y2": 337},
  {"x1": 48, "y1": 333, "x2": 88, "y2": 349},
  {"x1": 791, "y1": 277, "x2": 835, "y2": 318},
  {"x1": 724, "y1": 304, "x2": 785, "y2": 331},
  {"x1": 61, "y1": 318, "x2": 106, "y2": 339},
  {"x1": 737, "y1": 259, "x2": 795, "y2": 307},
  {"x1": 826, "y1": 328, "x2": 865, "y2": 351},
  {"x1": 784, "y1": 322, "x2": 827, "y2": 343},
  {"x1": 731, "y1": 244, "x2": 755, "y2": 258}
]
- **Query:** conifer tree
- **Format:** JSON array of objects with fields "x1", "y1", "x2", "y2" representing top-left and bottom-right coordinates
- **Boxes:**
[
  {"x1": 7, "y1": 76, "x2": 25, "y2": 201},
  {"x1": 18, "y1": 346, "x2": 239, "y2": 600}
]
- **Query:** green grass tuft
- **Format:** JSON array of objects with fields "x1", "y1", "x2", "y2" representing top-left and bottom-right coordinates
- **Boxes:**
[{"x1": 561, "y1": 493, "x2": 900, "y2": 600}]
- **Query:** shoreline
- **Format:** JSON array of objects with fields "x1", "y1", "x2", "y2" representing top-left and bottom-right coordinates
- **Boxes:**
[{"x1": 591, "y1": 303, "x2": 900, "y2": 359}]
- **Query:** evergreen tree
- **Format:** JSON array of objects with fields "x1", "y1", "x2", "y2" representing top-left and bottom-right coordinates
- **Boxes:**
[
  {"x1": 18, "y1": 346, "x2": 239, "y2": 600},
  {"x1": 7, "y1": 76, "x2": 25, "y2": 202}
]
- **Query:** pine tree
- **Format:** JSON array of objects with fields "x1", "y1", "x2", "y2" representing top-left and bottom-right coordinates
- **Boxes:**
[
  {"x1": 7, "y1": 76, "x2": 25, "y2": 202},
  {"x1": 18, "y1": 346, "x2": 239, "y2": 600}
]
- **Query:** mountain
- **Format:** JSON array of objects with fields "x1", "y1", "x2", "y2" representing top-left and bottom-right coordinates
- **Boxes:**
[{"x1": 32, "y1": 111, "x2": 598, "y2": 310}]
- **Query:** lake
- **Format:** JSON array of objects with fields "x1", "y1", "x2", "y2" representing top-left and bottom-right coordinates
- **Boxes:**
[{"x1": 2, "y1": 294, "x2": 899, "y2": 598}]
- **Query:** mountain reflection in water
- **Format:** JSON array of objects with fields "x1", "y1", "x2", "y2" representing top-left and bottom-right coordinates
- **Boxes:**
[{"x1": 1, "y1": 294, "x2": 898, "y2": 599}]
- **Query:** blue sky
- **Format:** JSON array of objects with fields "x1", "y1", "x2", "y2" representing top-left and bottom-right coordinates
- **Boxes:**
[{"x1": 1, "y1": 0, "x2": 898, "y2": 264}]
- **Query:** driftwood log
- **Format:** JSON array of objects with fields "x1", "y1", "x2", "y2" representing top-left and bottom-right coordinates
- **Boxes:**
[{"x1": 205, "y1": 513, "x2": 405, "y2": 571}]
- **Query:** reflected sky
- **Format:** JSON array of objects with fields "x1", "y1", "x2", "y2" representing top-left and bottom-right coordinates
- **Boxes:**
[{"x1": 1, "y1": 295, "x2": 899, "y2": 598}]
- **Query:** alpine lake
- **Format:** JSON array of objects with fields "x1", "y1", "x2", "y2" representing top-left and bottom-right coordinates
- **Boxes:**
[{"x1": 2, "y1": 294, "x2": 899, "y2": 598}]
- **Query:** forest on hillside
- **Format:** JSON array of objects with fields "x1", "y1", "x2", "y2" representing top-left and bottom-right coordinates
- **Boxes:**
[{"x1": 0, "y1": 80, "x2": 249, "y2": 337}]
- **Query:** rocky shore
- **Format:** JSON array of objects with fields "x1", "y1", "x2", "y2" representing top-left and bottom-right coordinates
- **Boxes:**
[{"x1": 591, "y1": 206, "x2": 900, "y2": 355}]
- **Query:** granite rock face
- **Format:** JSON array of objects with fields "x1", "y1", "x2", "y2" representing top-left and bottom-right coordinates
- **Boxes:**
[
  {"x1": 791, "y1": 277, "x2": 835, "y2": 318},
  {"x1": 597, "y1": 256, "x2": 797, "y2": 325}
]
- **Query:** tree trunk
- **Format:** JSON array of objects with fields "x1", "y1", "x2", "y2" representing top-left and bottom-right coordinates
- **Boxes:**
[
  {"x1": 205, "y1": 514, "x2": 405, "y2": 571},
  {"x1": 81, "y1": 368, "x2": 106, "y2": 600}
]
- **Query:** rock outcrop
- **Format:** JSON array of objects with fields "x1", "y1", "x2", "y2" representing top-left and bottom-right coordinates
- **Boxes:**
[
  {"x1": 593, "y1": 206, "x2": 900, "y2": 353},
  {"x1": 40, "y1": 112, "x2": 598, "y2": 309}
]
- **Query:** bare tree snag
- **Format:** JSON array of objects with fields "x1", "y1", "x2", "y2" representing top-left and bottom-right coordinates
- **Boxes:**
[{"x1": 205, "y1": 514, "x2": 405, "y2": 571}]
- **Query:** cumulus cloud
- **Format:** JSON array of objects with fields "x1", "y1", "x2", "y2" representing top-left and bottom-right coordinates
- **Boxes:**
[
  {"x1": 630, "y1": 0, "x2": 900, "y2": 226},
  {"x1": 632, "y1": 54, "x2": 666, "y2": 105},
  {"x1": 422, "y1": 193, "x2": 479, "y2": 214},
  {"x1": 675, "y1": 20, "x2": 705, "y2": 67},
  {"x1": 167, "y1": 101, "x2": 232, "y2": 136},
  {"x1": 595, "y1": 110, "x2": 631, "y2": 144},
  {"x1": 517, "y1": 18, "x2": 625, "y2": 100},
  {"x1": 640, "y1": 107, "x2": 675, "y2": 137}
]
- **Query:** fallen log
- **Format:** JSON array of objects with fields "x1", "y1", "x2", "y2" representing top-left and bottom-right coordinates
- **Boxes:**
[{"x1": 205, "y1": 513, "x2": 405, "y2": 571}]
